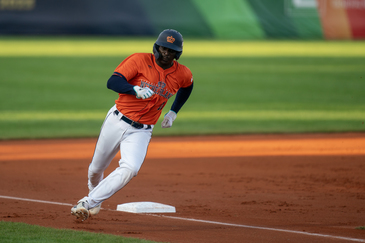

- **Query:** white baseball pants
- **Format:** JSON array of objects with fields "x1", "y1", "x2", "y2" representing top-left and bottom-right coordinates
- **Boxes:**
[{"x1": 84, "y1": 105, "x2": 153, "y2": 208}]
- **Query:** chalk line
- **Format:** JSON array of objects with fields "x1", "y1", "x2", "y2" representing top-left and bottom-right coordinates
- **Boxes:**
[
  {"x1": 0, "y1": 195, "x2": 73, "y2": 206},
  {"x1": 150, "y1": 215, "x2": 365, "y2": 242},
  {"x1": 0, "y1": 195, "x2": 364, "y2": 242}
]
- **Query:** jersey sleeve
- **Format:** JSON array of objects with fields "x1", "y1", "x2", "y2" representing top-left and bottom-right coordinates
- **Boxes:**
[
  {"x1": 180, "y1": 65, "x2": 194, "y2": 88},
  {"x1": 113, "y1": 53, "x2": 141, "y2": 81}
]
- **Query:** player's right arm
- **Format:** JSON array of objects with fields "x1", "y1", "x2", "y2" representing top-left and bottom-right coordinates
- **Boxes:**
[
  {"x1": 107, "y1": 73, "x2": 135, "y2": 95},
  {"x1": 107, "y1": 54, "x2": 155, "y2": 99},
  {"x1": 107, "y1": 73, "x2": 154, "y2": 99}
]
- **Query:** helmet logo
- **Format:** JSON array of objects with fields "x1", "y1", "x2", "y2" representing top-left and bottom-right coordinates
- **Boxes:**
[{"x1": 167, "y1": 36, "x2": 175, "y2": 43}]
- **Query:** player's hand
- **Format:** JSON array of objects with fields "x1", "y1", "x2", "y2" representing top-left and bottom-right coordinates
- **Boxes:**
[
  {"x1": 133, "y1": 86, "x2": 155, "y2": 99},
  {"x1": 161, "y1": 110, "x2": 177, "y2": 128}
]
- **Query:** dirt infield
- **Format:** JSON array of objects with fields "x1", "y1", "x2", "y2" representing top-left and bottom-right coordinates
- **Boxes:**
[{"x1": 0, "y1": 133, "x2": 364, "y2": 243}]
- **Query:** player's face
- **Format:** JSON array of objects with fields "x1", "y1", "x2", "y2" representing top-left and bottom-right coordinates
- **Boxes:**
[{"x1": 156, "y1": 46, "x2": 176, "y2": 69}]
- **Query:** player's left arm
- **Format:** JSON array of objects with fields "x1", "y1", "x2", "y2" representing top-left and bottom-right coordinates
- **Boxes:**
[
  {"x1": 171, "y1": 83, "x2": 194, "y2": 114},
  {"x1": 161, "y1": 83, "x2": 193, "y2": 128}
]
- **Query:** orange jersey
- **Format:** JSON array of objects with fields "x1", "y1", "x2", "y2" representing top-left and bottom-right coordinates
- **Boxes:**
[{"x1": 113, "y1": 53, "x2": 193, "y2": 125}]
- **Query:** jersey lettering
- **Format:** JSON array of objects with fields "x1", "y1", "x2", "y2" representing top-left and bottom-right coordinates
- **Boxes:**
[
  {"x1": 113, "y1": 53, "x2": 193, "y2": 125},
  {"x1": 140, "y1": 80, "x2": 173, "y2": 99}
]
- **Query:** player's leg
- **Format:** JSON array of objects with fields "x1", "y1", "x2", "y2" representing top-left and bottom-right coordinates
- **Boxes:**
[
  {"x1": 86, "y1": 127, "x2": 152, "y2": 207},
  {"x1": 72, "y1": 105, "x2": 123, "y2": 220},
  {"x1": 119, "y1": 127, "x2": 153, "y2": 176},
  {"x1": 88, "y1": 105, "x2": 122, "y2": 191}
]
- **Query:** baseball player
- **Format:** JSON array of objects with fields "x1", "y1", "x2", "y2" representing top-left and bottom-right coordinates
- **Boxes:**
[{"x1": 71, "y1": 29, "x2": 193, "y2": 221}]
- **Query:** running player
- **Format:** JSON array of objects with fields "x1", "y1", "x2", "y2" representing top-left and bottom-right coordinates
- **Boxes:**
[{"x1": 71, "y1": 29, "x2": 194, "y2": 221}]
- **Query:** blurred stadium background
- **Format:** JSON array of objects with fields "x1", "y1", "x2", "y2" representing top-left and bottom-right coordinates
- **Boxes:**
[
  {"x1": 1, "y1": 0, "x2": 364, "y2": 39},
  {"x1": 0, "y1": 0, "x2": 364, "y2": 139}
]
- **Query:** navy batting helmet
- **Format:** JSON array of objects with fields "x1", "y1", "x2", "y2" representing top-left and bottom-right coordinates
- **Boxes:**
[{"x1": 153, "y1": 29, "x2": 183, "y2": 60}]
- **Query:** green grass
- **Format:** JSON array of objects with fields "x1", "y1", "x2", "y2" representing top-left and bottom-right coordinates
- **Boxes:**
[
  {"x1": 0, "y1": 221, "x2": 161, "y2": 243},
  {"x1": 1, "y1": 38, "x2": 364, "y2": 57},
  {"x1": 0, "y1": 38, "x2": 364, "y2": 139},
  {"x1": 0, "y1": 37, "x2": 364, "y2": 242}
]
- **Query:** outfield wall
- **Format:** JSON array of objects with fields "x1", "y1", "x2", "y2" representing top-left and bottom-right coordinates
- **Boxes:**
[{"x1": 0, "y1": 0, "x2": 364, "y2": 39}]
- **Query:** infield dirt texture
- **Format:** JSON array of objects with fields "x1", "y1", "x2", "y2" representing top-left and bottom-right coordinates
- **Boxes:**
[
  {"x1": 0, "y1": 133, "x2": 365, "y2": 243},
  {"x1": 0, "y1": 39, "x2": 364, "y2": 242}
]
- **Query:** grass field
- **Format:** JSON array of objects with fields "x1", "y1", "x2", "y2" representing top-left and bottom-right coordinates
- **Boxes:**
[
  {"x1": 0, "y1": 38, "x2": 364, "y2": 139},
  {"x1": 0, "y1": 37, "x2": 364, "y2": 242},
  {"x1": 0, "y1": 221, "x2": 160, "y2": 243}
]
